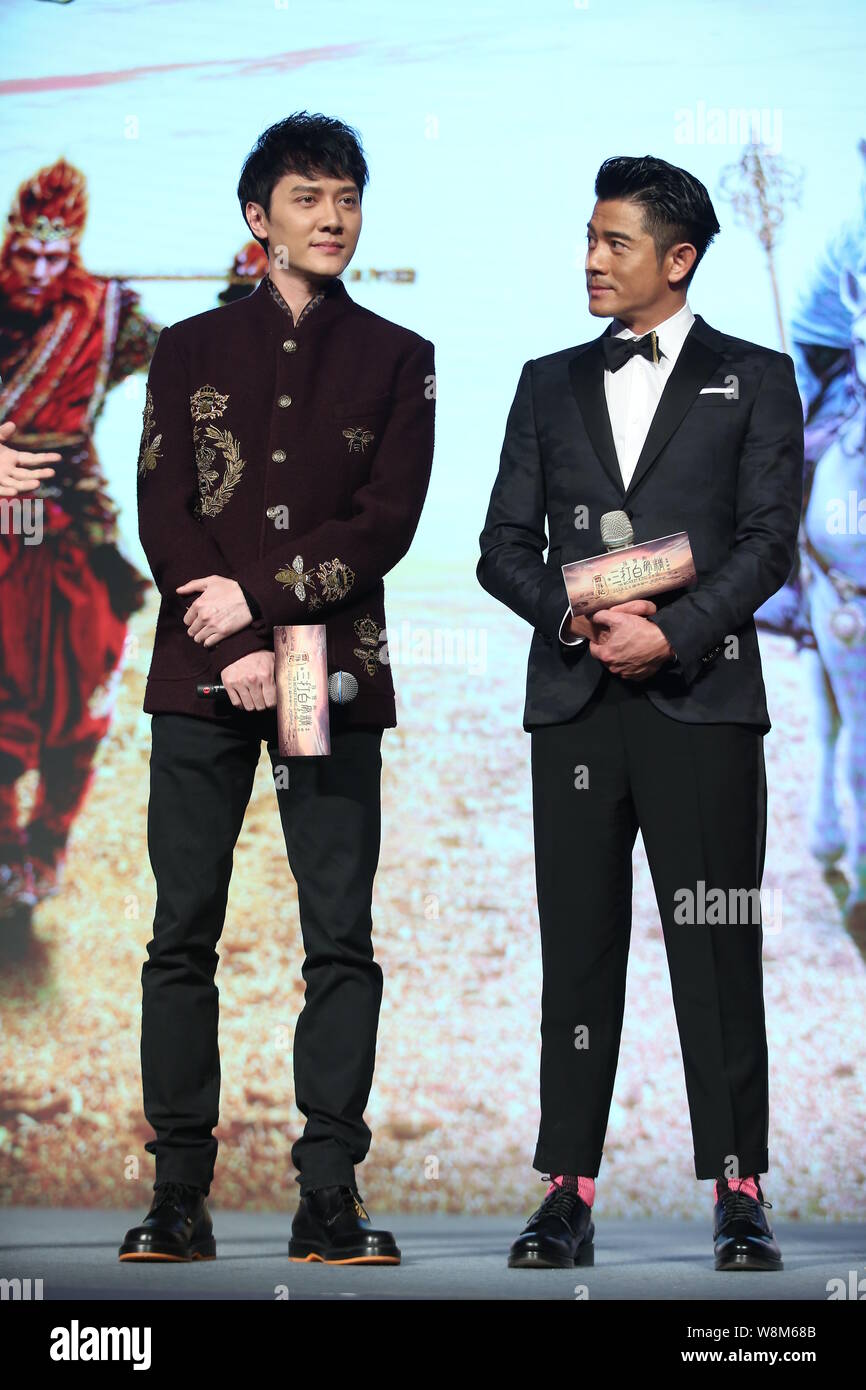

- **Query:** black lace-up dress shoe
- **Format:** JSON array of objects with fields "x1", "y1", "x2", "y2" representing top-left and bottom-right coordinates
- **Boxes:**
[
  {"x1": 118, "y1": 1182, "x2": 216, "y2": 1261},
  {"x1": 289, "y1": 1185, "x2": 401, "y2": 1264},
  {"x1": 508, "y1": 1177, "x2": 595, "y2": 1269},
  {"x1": 713, "y1": 1178, "x2": 783, "y2": 1271}
]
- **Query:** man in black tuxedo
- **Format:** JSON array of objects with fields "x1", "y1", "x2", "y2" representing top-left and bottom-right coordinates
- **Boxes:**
[{"x1": 477, "y1": 155, "x2": 803, "y2": 1271}]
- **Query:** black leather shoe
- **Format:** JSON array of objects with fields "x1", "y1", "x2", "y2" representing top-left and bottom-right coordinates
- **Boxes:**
[
  {"x1": 118, "y1": 1182, "x2": 215, "y2": 1261},
  {"x1": 713, "y1": 1178, "x2": 783, "y2": 1271},
  {"x1": 508, "y1": 1176, "x2": 595, "y2": 1268},
  {"x1": 289, "y1": 1185, "x2": 400, "y2": 1264}
]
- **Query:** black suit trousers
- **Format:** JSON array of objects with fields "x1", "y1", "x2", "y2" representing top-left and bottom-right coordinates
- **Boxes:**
[
  {"x1": 140, "y1": 710, "x2": 384, "y2": 1196},
  {"x1": 530, "y1": 668, "x2": 770, "y2": 1182}
]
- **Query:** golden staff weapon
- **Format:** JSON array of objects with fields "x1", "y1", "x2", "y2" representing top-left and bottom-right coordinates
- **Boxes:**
[
  {"x1": 717, "y1": 142, "x2": 803, "y2": 354},
  {"x1": 92, "y1": 269, "x2": 417, "y2": 283}
]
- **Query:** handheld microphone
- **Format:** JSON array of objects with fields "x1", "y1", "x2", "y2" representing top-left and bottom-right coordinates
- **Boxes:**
[
  {"x1": 562, "y1": 512, "x2": 695, "y2": 621},
  {"x1": 196, "y1": 672, "x2": 359, "y2": 704},
  {"x1": 599, "y1": 509, "x2": 634, "y2": 551},
  {"x1": 328, "y1": 671, "x2": 359, "y2": 704}
]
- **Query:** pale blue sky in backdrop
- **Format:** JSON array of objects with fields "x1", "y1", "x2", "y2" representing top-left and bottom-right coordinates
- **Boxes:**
[{"x1": 2, "y1": 0, "x2": 865, "y2": 576}]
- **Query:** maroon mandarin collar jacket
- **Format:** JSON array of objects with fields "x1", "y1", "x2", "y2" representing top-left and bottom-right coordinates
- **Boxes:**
[{"x1": 136, "y1": 273, "x2": 436, "y2": 727}]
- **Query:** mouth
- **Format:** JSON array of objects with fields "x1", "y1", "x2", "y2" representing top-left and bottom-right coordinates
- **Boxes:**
[
  {"x1": 312, "y1": 243, "x2": 344, "y2": 253},
  {"x1": 588, "y1": 285, "x2": 613, "y2": 296}
]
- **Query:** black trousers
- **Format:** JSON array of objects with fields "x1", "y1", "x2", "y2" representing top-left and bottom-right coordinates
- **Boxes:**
[
  {"x1": 530, "y1": 668, "x2": 770, "y2": 1182},
  {"x1": 140, "y1": 710, "x2": 384, "y2": 1196}
]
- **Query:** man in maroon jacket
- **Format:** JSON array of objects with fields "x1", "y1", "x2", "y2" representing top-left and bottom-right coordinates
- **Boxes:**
[{"x1": 120, "y1": 113, "x2": 435, "y2": 1266}]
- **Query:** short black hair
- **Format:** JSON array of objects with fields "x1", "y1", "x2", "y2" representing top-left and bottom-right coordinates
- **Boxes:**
[
  {"x1": 594, "y1": 155, "x2": 720, "y2": 289},
  {"x1": 237, "y1": 111, "x2": 369, "y2": 252}
]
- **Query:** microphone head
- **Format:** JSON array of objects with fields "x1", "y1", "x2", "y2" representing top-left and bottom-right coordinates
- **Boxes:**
[
  {"x1": 600, "y1": 509, "x2": 634, "y2": 550},
  {"x1": 328, "y1": 670, "x2": 359, "y2": 704}
]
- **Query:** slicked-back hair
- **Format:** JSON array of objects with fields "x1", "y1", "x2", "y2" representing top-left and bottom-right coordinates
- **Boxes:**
[
  {"x1": 238, "y1": 111, "x2": 369, "y2": 251},
  {"x1": 594, "y1": 155, "x2": 721, "y2": 288}
]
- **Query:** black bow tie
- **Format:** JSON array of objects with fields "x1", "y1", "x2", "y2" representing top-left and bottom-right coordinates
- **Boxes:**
[{"x1": 601, "y1": 330, "x2": 663, "y2": 372}]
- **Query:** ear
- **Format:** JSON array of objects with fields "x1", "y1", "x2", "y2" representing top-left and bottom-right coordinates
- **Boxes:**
[
  {"x1": 668, "y1": 241, "x2": 697, "y2": 288},
  {"x1": 245, "y1": 200, "x2": 266, "y2": 237}
]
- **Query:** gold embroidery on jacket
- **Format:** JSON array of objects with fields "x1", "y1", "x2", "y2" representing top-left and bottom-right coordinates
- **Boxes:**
[
  {"x1": 137, "y1": 385, "x2": 162, "y2": 477},
  {"x1": 274, "y1": 555, "x2": 356, "y2": 610},
  {"x1": 316, "y1": 558, "x2": 355, "y2": 603},
  {"x1": 275, "y1": 555, "x2": 316, "y2": 603},
  {"x1": 343, "y1": 426, "x2": 375, "y2": 453},
  {"x1": 353, "y1": 615, "x2": 383, "y2": 676},
  {"x1": 189, "y1": 385, "x2": 246, "y2": 518}
]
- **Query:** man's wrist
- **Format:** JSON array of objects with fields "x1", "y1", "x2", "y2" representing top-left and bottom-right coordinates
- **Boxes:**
[
  {"x1": 558, "y1": 604, "x2": 587, "y2": 647},
  {"x1": 237, "y1": 579, "x2": 263, "y2": 621}
]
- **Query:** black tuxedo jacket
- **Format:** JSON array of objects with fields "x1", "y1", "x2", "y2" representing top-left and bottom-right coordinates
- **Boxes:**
[{"x1": 477, "y1": 313, "x2": 804, "y2": 733}]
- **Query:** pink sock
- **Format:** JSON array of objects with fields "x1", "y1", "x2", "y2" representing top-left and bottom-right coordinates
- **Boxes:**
[
  {"x1": 546, "y1": 1173, "x2": 595, "y2": 1206},
  {"x1": 715, "y1": 1175, "x2": 760, "y2": 1203}
]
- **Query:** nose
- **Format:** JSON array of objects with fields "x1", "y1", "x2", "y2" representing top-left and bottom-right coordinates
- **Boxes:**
[{"x1": 318, "y1": 203, "x2": 344, "y2": 231}]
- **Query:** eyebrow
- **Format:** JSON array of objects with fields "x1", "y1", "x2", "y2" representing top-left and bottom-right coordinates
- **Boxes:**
[
  {"x1": 586, "y1": 221, "x2": 636, "y2": 241},
  {"x1": 290, "y1": 182, "x2": 358, "y2": 194}
]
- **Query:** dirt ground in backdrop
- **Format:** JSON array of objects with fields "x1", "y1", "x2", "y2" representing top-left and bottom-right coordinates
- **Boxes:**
[{"x1": 1, "y1": 577, "x2": 864, "y2": 1221}]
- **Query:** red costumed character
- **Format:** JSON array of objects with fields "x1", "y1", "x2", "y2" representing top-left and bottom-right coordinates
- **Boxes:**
[{"x1": 0, "y1": 158, "x2": 159, "y2": 920}]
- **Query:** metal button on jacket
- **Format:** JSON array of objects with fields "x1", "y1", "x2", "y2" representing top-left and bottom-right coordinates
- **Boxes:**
[
  {"x1": 265, "y1": 505, "x2": 280, "y2": 518},
  {"x1": 271, "y1": 449, "x2": 286, "y2": 463},
  {"x1": 277, "y1": 394, "x2": 292, "y2": 407},
  {"x1": 282, "y1": 339, "x2": 297, "y2": 353}
]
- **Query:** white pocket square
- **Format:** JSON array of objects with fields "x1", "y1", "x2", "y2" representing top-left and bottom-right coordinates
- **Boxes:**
[{"x1": 699, "y1": 386, "x2": 734, "y2": 395}]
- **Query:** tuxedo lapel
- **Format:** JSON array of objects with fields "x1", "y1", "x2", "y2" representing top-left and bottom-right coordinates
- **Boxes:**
[
  {"x1": 568, "y1": 314, "x2": 725, "y2": 503},
  {"x1": 623, "y1": 317, "x2": 724, "y2": 501},
  {"x1": 568, "y1": 334, "x2": 625, "y2": 499}
]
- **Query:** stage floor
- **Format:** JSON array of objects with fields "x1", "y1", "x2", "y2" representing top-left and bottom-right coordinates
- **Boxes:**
[{"x1": 1, "y1": 1209, "x2": 862, "y2": 1300}]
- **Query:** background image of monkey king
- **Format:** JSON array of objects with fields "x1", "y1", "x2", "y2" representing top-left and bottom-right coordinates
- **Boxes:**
[{"x1": 0, "y1": 0, "x2": 864, "y2": 1218}]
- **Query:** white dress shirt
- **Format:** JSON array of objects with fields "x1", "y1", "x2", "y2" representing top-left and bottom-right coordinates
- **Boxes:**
[{"x1": 558, "y1": 299, "x2": 695, "y2": 648}]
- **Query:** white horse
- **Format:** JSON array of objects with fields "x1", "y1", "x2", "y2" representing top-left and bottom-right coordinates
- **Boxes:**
[{"x1": 801, "y1": 267, "x2": 866, "y2": 935}]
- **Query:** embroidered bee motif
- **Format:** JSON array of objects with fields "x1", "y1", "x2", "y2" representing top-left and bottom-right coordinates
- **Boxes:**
[
  {"x1": 137, "y1": 385, "x2": 162, "y2": 477},
  {"x1": 274, "y1": 555, "x2": 316, "y2": 602},
  {"x1": 189, "y1": 385, "x2": 246, "y2": 518},
  {"x1": 274, "y1": 556, "x2": 356, "y2": 609},
  {"x1": 342, "y1": 426, "x2": 375, "y2": 453},
  {"x1": 353, "y1": 615, "x2": 384, "y2": 677}
]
